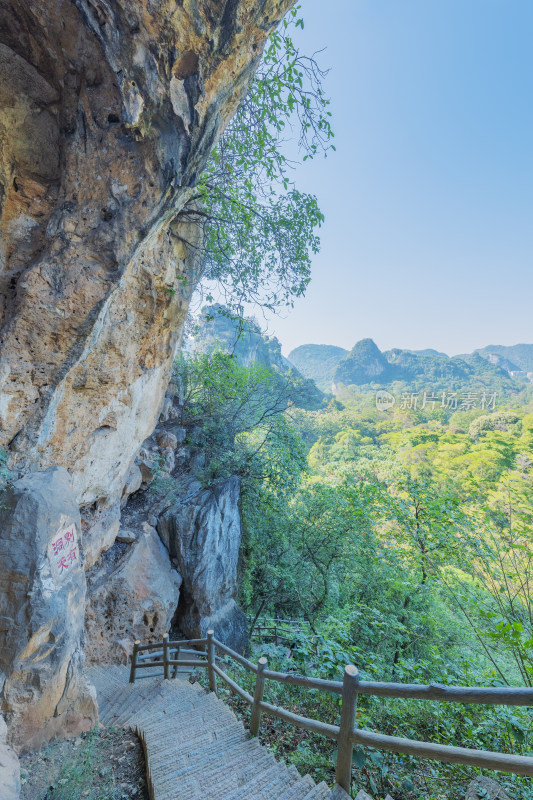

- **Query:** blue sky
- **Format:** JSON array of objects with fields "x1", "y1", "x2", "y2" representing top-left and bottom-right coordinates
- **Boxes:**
[{"x1": 261, "y1": 0, "x2": 533, "y2": 357}]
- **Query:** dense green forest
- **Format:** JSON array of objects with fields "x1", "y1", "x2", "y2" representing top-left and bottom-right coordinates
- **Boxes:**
[{"x1": 179, "y1": 315, "x2": 533, "y2": 800}]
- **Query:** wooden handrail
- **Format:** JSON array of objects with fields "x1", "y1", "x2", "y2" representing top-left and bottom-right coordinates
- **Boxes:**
[
  {"x1": 163, "y1": 634, "x2": 169, "y2": 680},
  {"x1": 262, "y1": 667, "x2": 342, "y2": 695},
  {"x1": 137, "y1": 647, "x2": 202, "y2": 661},
  {"x1": 248, "y1": 616, "x2": 311, "y2": 626},
  {"x1": 211, "y1": 637, "x2": 533, "y2": 783},
  {"x1": 357, "y1": 679, "x2": 533, "y2": 706},
  {"x1": 254, "y1": 666, "x2": 533, "y2": 707},
  {"x1": 257, "y1": 699, "x2": 340, "y2": 741},
  {"x1": 135, "y1": 658, "x2": 206, "y2": 669},
  {"x1": 166, "y1": 659, "x2": 208, "y2": 668},
  {"x1": 252, "y1": 626, "x2": 306, "y2": 634},
  {"x1": 337, "y1": 666, "x2": 360, "y2": 791},
  {"x1": 136, "y1": 637, "x2": 208, "y2": 652},
  {"x1": 128, "y1": 631, "x2": 533, "y2": 790},
  {"x1": 250, "y1": 657, "x2": 267, "y2": 736},
  {"x1": 171, "y1": 647, "x2": 204, "y2": 657},
  {"x1": 349, "y1": 728, "x2": 533, "y2": 777},
  {"x1": 212, "y1": 638, "x2": 258, "y2": 673},
  {"x1": 168, "y1": 637, "x2": 208, "y2": 647},
  {"x1": 207, "y1": 630, "x2": 217, "y2": 694},
  {"x1": 212, "y1": 663, "x2": 254, "y2": 705},
  {"x1": 129, "y1": 640, "x2": 140, "y2": 683}
]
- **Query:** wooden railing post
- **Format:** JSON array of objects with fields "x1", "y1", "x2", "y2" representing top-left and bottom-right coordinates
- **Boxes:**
[
  {"x1": 129, "y1": 640, "x2": 140, "y2": 684},
  {"x1": 173, "y1": 644, "x2": 180, "y2": 678},
  {"x1": 274, "y1": 625, "x2": 278, "y2": 646},
  {"x1": 207, "y1": 630, "x2": 217, "y2": 695},
  {"x1": 335, "y1": 665, "x2": 360, "y2": 793},
  {"x1": 163, "y1": 633, "x2": 169, "y2": 680},
  {"x1": 250, "y1": 656, "x2": 268, "y2": 737}
]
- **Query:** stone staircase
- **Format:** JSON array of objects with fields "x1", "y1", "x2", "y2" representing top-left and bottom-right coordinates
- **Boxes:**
[{"x1": 87, "y1": 666, "x2": 353, "y2": 800}]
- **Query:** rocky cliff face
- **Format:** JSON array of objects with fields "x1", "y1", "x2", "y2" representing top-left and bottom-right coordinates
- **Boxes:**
[
  {"x1": 0, "y1": 467, "x2": 97, "y2": 751},
  {"x1": 85, "y1": 524, "x2": 182, "y2": 665},
  {"x1": 191, "y1": 304, "x2": 325, "y2": 410},
  {"x1": 0, "y1": 0, "x2": 294, "y2": 755},
  {"x1": 158, "y1": 475, "x2": 248, "y2": 653},
  {"x1": 0, "y1": 0, "x2": 293, "y2": 511},
  {"x1": 83, "y1": 380, "x2": 248, "y2": 663}
]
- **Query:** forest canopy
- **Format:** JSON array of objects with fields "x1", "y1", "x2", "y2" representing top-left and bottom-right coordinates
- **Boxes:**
[{"x1": 178, "y1": 330, "x2": 533, "y2": 798}]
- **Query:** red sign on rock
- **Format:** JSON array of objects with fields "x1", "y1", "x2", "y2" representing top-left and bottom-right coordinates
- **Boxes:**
[{"x1": 48, "y1": 522, "x2": 80, "y2": 583}]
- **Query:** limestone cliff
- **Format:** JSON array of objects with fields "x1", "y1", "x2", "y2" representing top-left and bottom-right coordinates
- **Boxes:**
[
  {"x1": 0, "y1": 0, "x2": 293, "y2": 511},
  {"x1": 191, "y1": 304, "x2": 326, "y2": 410},
  {"x1": 0, "y1": 0, "x2": 295, "y2": 756},
  {"x1": 84, "y1": 379, "x2": 248, "y2": 665}
]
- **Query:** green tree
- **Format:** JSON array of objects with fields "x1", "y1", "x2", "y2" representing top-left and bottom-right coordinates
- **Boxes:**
[
  {"x1": 178, "y1": 7, "x2": 334, "y2": 314},
  {"x1": 175, "y1": 350, "x2": 307, "y2": 489}
]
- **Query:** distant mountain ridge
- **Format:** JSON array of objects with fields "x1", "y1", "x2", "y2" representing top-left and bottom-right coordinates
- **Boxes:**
[
  {"x1": 190, "y1": 305, "x2": 326, "y2": 409},
  {"x1": 288, "y1": 344, "x2": 347, "y2": 391},
  {"x1": 288, "y1": 339, "x2": 533, "y2": 393},
  {"x1": 475, "y1": 344, "x2": 533, "y2": 374}
]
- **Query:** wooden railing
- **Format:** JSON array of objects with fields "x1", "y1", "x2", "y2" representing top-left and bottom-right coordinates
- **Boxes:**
[
  {"x1": 129, "y1": 631, "x2": 533, "y2": 793},
  {"x1": 248, "y1": 616, "x2": 319, "y2": 652},
  {"x1": 129, "y1": 634, "x2": 209, "y2": 683}
]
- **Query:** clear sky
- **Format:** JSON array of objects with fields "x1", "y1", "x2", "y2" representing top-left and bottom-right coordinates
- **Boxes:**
[{"x1": 261, "y1": 0, "x2": 533, "y2": 357}]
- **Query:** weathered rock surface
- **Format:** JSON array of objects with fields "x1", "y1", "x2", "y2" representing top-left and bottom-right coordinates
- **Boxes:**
[
  {"x1": 156, "y1": 430, "x2": 178, "y2": 449},
  {"x1": 81, "y1": 500, "x2": 121, "y2": 570},
  {"x1": 0, "y1": 0, "x2": 295, "y2": 515},
  {"x1": 158, "y1": 475, "x2": 248, "y2": 652},
  {"x1": 0, "y1": 714, "x2": 20, "y2": 800},
  {"x1": 0, "y1": 467, "x2": 97, "y2": 752},
  {"x1": 465, "y1": 777, "x2": 511, "y2": 800},
  {"x1": 121, "y1": 463, "x2": 143, "y2": 508},
  {"x1": 85, "y1": 525, "x2": 181, "y2": 665}
]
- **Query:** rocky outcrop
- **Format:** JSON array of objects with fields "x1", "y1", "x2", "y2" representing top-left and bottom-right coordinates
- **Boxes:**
[
  {"x1": 0, "y1": 715, "x2": 20, "y2": 800},
  {"x1": 158, "y1": 475, "x2": 248, "y2": 653},
  {"x1": 83, "y1": 395, "x2": 248, "y2": 660},
  {"x1": 0, "y1": 0, "x2": 295, "y2": 514},
  {"x1": 334, "y1": 339, "x2": 394, "y2": 386},
  {"x1": 191, "y1": 304, "x2": 325, "y2": 410},
  {"x1": 85, "y1": 525, "x2": 181, "y2": 665},
  {"x1": 82, "y1": 500, "x2": 121, "y2": 570},
  {"x1": 0, "y1": 467, "x2": 97, "y2": 752},
  {"x1": 90, "y1": 381, "x2": 250, "y2": 654}
]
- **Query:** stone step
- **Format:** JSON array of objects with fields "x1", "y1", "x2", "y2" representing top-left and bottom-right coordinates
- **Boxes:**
[
  {"x1": 151, "y1": 738, "x2": 272, "y2": 792},
  {"x1": 329, "y1": 786, "x2": 352, "y2": 800},
  {"x1": 246, "y1": 763, "x2": 298, "y2": 800},
  {"x1": 275, "y1": 774, "x2": 316, "y2": 800},
  {"x1": 302, "y1": 782, "x2": 334, "y2": 800},
  {"x1": 145, "y1": 723, "x2": 249, "y2": 774},
  {"x1": 87, "y1": 667, "x2": 378, "y2": 800},
  {"x1": 130, "y1": 697, "x2": 238, "y2": 737}
]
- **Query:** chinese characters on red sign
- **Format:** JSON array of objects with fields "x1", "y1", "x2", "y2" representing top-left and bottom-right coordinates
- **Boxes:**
[{"x1": 48, "y1": 523, "x2": 79, "y2": 582}]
